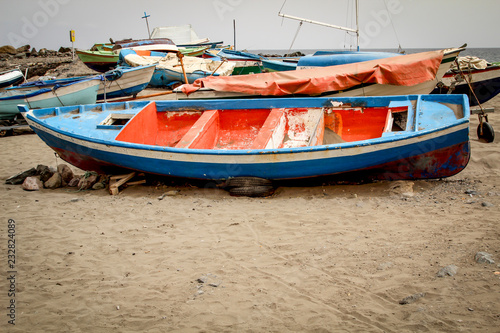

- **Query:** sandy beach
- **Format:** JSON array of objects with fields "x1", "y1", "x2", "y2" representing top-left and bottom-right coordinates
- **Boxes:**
[{"x1": 1, "y1": 90, "x2": 500, "y2": 331}]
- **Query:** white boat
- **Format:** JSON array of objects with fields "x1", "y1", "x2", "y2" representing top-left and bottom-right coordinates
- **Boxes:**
[
  {"x1": 120, "y1": 50, "x2": 235, "y2": 86},
  {"x1": 0, "y1": 68, "x2": 24, "y2": 89}
]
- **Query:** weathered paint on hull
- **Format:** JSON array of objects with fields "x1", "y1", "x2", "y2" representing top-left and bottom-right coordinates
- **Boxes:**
[
  {"x1": 48, "y1": 141, "x2": 470, "y2": 182},
  {"x1": 28, "y1": 121, "x2": 470, "y2": 181}
]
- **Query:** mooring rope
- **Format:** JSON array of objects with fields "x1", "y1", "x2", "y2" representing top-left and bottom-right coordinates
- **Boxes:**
[
  {"x1": 52, "y1": 86, "x2": 65, "y2": 106},
  {"x1": 454, "y1": 58, "x2": 488, "y2": 133},
  {"x1": 288, "y1": 21, "x2": 303, "y2": 55}
]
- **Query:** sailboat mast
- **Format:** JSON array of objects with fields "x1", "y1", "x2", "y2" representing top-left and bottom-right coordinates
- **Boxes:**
[
  {"x1": 355, "y1": 0, "x2": 359, "y2": 51},
  {"x1": 278, "y1": 0, "x2": 360, "y2": 50},
  {"x1": 278, "y1": 12, "x2": 357, "y2": 34}
]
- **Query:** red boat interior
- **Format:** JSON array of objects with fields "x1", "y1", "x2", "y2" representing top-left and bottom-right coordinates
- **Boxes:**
[{"x1": 114, "y1": 102, "x2": 409, "y2": 149}]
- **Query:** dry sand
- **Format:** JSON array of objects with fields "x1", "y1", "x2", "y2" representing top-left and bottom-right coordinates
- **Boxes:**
[{"x1": 1, "y1": 94, "x2": 500, "y2": 332}]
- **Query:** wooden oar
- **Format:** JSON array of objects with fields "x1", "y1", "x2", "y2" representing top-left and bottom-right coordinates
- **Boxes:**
[
  {"x1": 97, "y1": 90, "x2": 173, "y2": 103},
  {"x1": 209, "y1": 57, "x2": 227, "y2": 77},
  {"x1": 177, "y1": 51, "x2": 189, "y2": 84}
]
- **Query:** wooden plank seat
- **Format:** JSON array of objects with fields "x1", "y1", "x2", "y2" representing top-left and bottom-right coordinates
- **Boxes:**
[
  {"x1": 174, "y1": 107, "x2": 326, "y2": 150},
  {"x1": 117, "y1": 103, "x2": 327, "y2": 150}
]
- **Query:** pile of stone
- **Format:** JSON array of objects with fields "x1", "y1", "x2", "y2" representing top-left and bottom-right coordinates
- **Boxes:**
[
  {"x1": 258, "y1": 51, "x2": 305, "y2": 58},
  {"x1": 0, "y1": 44, "x2": 72, "y2": 60},
  {"x1": 0, "y1": 44, "x2": 76, "y2": 79},
  {"x1": 5, "y1": 164, "x2": 107, "y2": 191}
]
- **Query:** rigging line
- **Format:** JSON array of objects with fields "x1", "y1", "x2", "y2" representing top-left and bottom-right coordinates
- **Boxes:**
[
  {"x1": 349, "y1": 0, "x2": 355, "y2": 50},
  {"x1": 279, "y1": 0, "x2": 287, "y2": 26},
  {"x1": 343, "y1": 0, "x2": 350, "y2": 49},
  {"x1": 383, "y1": 0, "x2": 404, "y2": 52},
  {"x1": 344, "y1": 0, "x2": 355, "y2": 50},
  {"x1": 288, "y1": 21, "x2": 303, "y2": 54},
  {"x1": 278, "y1": 0, "x2": 287, "y2": 14},
  {"x1": 52, "y1": 87, "x2": 65, "y2": 106}
]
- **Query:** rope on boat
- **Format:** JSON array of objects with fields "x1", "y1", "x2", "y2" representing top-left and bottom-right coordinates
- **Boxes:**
[
  {"x1": 383, "y1": 0, "x2": 405, "y2": 54},
  {"x1": 454, "y1": 58, "x2": 488, "y2": 132},
  {"x1": 287, "y1": 21, "x2": 303, "y2": 54},
  {"x1": 73, "y1": 171, "x2": 99, "y2": 192},
  {"x1": 51, "y1": 85, "x2": 65, "y2": 106},
  {"x1": 103, "y1": 75, "x2": 107, "y2": 103},
  {"x1": 113, "y1": 78, "x2": 126, "y2": 97}
]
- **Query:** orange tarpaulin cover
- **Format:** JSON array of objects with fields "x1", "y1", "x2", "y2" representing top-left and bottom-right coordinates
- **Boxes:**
[{"x1": 181, "y1": 50, "x2": 444, "y2": 96}]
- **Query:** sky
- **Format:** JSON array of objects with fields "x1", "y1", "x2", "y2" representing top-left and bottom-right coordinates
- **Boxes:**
[{"x1": 1, "y1": 0, "x2": 499, "y2": 52}]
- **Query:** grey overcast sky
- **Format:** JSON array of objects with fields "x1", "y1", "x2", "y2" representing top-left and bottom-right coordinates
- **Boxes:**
[{"x1": 1, "y1": 0, "x2": 499, "y2": 51}]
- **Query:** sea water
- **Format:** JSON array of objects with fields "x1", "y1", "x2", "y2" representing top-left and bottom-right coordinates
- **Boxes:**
[{"x1": 251, "y1": 48, "x2": 500, "y2": 63}]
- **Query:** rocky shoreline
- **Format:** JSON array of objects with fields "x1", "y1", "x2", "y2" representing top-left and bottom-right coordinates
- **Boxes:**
[
  {"x1": 0, "y1": 44, "x2": 308, "y2": 81},
  {"x1": 0, "y1": 44, "x2": 97, "y2": 80}
]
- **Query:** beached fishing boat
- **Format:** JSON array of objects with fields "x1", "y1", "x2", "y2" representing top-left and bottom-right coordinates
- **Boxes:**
[
  {"x1": 92, "y1": 38, "x2": 206, "y2": 56},
  {"x1": 78, "y1": 45, "x2": 206, "y2": 73},
  {"x1": 432, "y1": 56, "x2": 500, "y2": 106},
  {"x1": 171, "y1": 48, "x2": 462, "y2": 100},
  {"x1": 76, "y1": 49, "x2": 119, "y2": 73},
  {"x1": 91, "y1": 38, "x2": 176, "y2": 52},
  {"x1": 13, "y1": 65, "x2": 155, "y2": 101},
  {"x1": 120, "y1": 50, "x2": 235, "y2": 87},
  {"x1": 0, "y1": 78, "x2": 99, "y2": 120},
  {"x1": 20, "y1": 94, "x2": 470, "y2": 182},
  {"x1": 77, "y1": 39, "x2": 177, "y2": 73},
  {"x1": 0, "y1": 68, "x2": 24, "y2": 88},
  {"x1": 111, "y1": 38, "x2": 177, "y2": 51}
]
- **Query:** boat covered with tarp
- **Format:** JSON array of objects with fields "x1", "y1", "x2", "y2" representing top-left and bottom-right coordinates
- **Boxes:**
[{"x1": 177, "y1": 49, "x2": 461, "y2": 99}]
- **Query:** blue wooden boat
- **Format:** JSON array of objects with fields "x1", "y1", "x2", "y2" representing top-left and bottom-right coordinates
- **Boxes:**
[
  {"x1": 20, "y1": 94, "x2": 470, "y2": 182},
  {"x1": 12, "y1": 65, "x2": 155, "y2": 101},
  {"x1": 0, "y1": 78, "x2": 100, "y2": 121}
]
